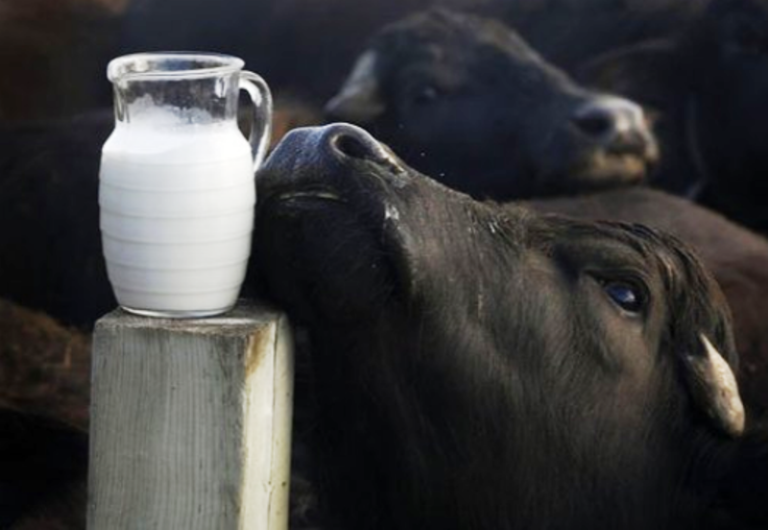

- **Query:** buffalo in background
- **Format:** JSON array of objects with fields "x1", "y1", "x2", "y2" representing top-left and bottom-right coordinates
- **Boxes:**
[
  {"x1": 583, "y1": 0, "x2": 768, "y2": 233},
  {"x1": 326, "y1": 8, "x2": 659, "y2": 199},
  {"x1": 328, "y1": 1, "x2": 768, "y2": 231}
]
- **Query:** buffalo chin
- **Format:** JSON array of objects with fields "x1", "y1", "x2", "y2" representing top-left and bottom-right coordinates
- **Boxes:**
[{"x1": 556, "y1": 152, "x2": 651, "y2": 194}]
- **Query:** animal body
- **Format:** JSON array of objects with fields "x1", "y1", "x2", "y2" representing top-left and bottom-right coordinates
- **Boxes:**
[{"x1": 255, "y1": 123, "x2": 767, "y2": 530}]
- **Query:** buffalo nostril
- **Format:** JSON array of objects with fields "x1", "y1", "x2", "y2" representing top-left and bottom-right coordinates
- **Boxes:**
[
  {"x1": 323, "y1": 123, "x2": 385, "y2": 162},
  {"x1": 322, "y1": 123, "x2": 404, "y2": 172},
  {"x1": 331, "y1": 131, "x2": 375, "y2": 160},
  {"x1": 572, "y1": 111, "x2": 615, "y2": 140}
]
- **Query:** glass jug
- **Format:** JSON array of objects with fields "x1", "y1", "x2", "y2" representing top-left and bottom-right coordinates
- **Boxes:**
[{"x1": 99, "y1": 52, "x2": 272, "y2": 317}]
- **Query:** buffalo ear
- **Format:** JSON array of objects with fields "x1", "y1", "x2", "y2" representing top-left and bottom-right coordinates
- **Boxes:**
[
  {"x1": 681, "y1": 334, "x2": 745, "y2": 438},
  {"x1": 325, "y1": 50, "x2": 386, "y2": 123}
]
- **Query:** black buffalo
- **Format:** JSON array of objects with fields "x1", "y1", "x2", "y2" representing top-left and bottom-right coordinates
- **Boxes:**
[
  {"x1": 581, "y1": 0, "x2": 768, "y2": 231},
  {"x1": 255, "y1": 123, "x2": 767, "y2": 530},
  {"x1": 326, "y1": 8, "x2": 659, "y2": 199}
]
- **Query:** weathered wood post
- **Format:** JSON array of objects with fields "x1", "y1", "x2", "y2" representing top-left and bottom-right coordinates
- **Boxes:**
[{"x1": 87, "y1": 300, "x2": 294, "y2": 530}]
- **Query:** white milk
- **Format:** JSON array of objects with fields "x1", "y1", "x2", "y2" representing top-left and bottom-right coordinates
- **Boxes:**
[{"x1": 99, "y1": 111, "x2": 256, "y2": 316}]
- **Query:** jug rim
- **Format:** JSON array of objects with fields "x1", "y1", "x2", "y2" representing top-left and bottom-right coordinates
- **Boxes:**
[{"x1": 107, "y1": 52, "x2": 245, "y2": 82}]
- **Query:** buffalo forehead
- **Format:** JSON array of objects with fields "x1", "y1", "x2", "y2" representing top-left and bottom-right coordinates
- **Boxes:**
[{"x1": 373, "y1": 9, "x2": 541, "y2": 77}]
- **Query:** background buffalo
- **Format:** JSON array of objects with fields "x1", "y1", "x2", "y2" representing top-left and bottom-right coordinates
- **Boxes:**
[
  {"x1": 582, "y1": 0, "x2": 768, "y2": 233},
  {"x1": 326, "y1": 8, "x2": 658, "y2": 198}
]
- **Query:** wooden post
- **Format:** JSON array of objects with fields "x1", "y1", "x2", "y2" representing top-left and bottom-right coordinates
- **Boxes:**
[{"x1": 87, "y1": 300, "x2": 294, "y2": 530}]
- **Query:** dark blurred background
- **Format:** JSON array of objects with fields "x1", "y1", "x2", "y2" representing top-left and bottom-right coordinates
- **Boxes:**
[{"x1": 0, "y1": 0, "x2": 701, "y2": 121}]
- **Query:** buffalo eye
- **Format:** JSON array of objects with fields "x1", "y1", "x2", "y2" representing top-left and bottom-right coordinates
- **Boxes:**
[
  {"x1": 601, "y1": 280, "x2": 646, "y2": 314},
  {"x1": 412, "y1": 85, "x2": 441, "y2": 106}
]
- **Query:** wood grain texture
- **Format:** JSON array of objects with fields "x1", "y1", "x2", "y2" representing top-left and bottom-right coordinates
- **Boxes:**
[{"x1": 88, "y1": 300, "x2": 293, "y2": 530}]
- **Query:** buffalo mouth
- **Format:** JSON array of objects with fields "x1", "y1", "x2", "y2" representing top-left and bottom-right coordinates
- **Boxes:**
[
  {"x1": 573, "y1": 149, "x2": 656, "y2": 187},
  {"x1": 537, "y1": 137, "x2": 659, "y2": 196},
  {"x1": 547, "y1": 96, "x2": 660, "y2": 194},
  {"x1": 270, "y1": 188, "x2": 345, "y2": 205}
]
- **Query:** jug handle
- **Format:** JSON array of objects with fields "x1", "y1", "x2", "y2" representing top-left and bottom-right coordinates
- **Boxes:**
[{"x1": 240, "y1": 71, "x2": 273, "y2": 171}]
